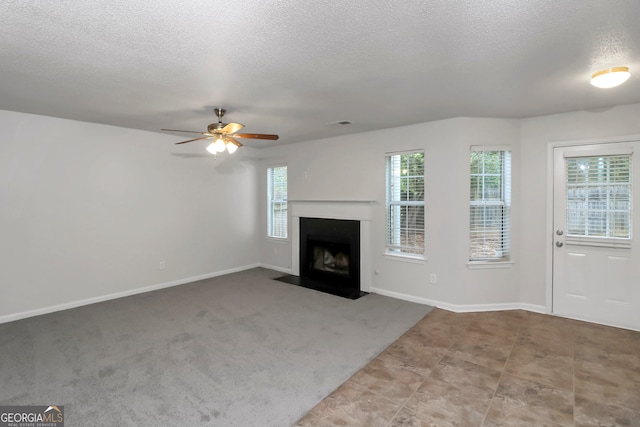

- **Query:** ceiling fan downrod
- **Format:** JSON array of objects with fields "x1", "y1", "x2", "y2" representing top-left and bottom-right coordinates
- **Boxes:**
[{"x1": 214, "y1": 107, "x2": 226, "y2": 121}]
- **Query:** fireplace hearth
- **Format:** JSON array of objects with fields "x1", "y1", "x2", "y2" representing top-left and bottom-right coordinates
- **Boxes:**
[{"x1": 276, "y1": 217, "x2": 367, "y2": 300}]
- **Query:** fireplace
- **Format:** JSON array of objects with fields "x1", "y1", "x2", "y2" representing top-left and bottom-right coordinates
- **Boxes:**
[
  {"x1": 276, "y1": 216, "x2": 366, "y2": 299},
  {"x1": 275, "y1": 200, "x2": 374, "y2": 299},
  {"x1": 300, "y1": 217, "x2": 360, "y2": 295}
]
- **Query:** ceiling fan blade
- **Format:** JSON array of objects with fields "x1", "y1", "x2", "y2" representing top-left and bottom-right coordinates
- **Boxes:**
[
  {"x1": 225, "y1": 136, "x2": 243, "y2": 147},
  {"x1": 161, "y1": 129, "x2": 206, "y2": 134},
  {"x1": 233, "y1": 133, "x2": 279, "y2": 140},
  {"x1": 221, "y1": 122, "x2": 245, "y2": 134},
  {"x1": 175, "y1": 136, "x2": 211, "y2": 145}
]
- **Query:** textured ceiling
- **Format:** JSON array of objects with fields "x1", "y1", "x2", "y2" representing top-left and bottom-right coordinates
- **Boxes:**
[{"x1": 1, "y1": 1, "x2": 639, "y2": 147}]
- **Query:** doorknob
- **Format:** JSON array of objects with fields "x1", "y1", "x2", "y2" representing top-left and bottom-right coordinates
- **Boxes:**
[
  {"x1": 556, "y1": 241, "x2": 564, "y2": 247},
  {"x1": 556, "y1": 230, "x2": 564, "y2": 236}
]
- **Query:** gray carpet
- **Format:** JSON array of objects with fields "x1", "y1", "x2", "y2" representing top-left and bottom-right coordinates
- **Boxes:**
[{"x1": 0, "y1": 268, "x2": 432, "y2": 426}]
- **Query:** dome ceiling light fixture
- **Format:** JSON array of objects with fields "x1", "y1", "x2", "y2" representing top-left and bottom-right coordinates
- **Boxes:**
[{"x1": 590, "y1": 66, "x2": 631, "y2": 89}]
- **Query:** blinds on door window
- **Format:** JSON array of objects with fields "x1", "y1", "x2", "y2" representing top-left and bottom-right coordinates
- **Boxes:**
[{"x1": 565, "y1": 155, "x2": 631, "y2": 240}]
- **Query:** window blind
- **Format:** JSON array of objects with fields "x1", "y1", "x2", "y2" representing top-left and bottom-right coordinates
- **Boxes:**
[
  {"x1": 469, "y1": 149, "x2": 511, "y2": 261},
  {"x1": 386, "y1": 151, "x2": 425, "y2": 255},
  {"x1": 267, "y1": 166, "x2": 287, "y2": 238},
  {"x1": 565, "y1": 155, "x2": 631, "y2": 239}
]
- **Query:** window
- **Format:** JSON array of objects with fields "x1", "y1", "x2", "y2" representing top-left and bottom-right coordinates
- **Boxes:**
[
  {"x1": 386, "y1": 151, "x2": 425, "y2": 256},
  {"x1": 566, "y1": 155, "x2": 631, "y2": 239},
  {"x1": 267, "y1": 166, "x2": 287, "y2": 238},
  {"x1": 469, "y1": 148, "x2": 511, "y2": 261}
]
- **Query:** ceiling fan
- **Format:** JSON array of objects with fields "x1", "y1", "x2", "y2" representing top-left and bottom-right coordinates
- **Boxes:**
[{"x1": 162, "y1": 107, "x2": 279, "y2": 154}]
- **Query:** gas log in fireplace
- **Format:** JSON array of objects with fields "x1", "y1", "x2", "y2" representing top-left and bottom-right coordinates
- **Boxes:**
[{"x1": 276, "y1": 217, "x2": 366, "y2": 299}]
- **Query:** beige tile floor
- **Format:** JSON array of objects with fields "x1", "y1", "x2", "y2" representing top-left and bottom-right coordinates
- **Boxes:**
[{"x1": 296, "y1": 308, "x2": 640, "y2": 427}]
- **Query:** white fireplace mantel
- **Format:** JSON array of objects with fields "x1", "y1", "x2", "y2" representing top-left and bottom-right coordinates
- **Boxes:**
[{"x1": 290, "y1": 200, "x2": 376, "y2": 292}]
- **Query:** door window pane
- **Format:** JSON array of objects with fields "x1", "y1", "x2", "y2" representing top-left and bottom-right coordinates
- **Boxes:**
[{"x1": 566, "y1": 155, "x2": 631, "y2": 239}]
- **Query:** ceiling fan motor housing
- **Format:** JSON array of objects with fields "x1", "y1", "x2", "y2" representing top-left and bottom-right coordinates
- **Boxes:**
[{"x1": 207, "y1": 123, "x2": 226, "y2": 133}]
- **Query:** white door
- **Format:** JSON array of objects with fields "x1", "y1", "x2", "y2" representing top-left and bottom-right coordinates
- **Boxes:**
[{"x1": 553, "y1": 141, "x2": 640, "y2": 331}]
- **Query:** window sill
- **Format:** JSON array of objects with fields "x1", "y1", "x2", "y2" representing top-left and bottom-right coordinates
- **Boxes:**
[
  {"x1": 266, "y1": 236, "x2": 289, "y2": 243},
  {"x1": 467, "y1": 261, "x2": 514, "y2": 270},
  {"x1": 384, "y1": 253, "x2": 428, "y2": 264}
]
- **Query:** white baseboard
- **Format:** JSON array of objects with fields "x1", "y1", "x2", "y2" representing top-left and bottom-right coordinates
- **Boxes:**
[
  {"x1": 2, "y1": 269, "x2": 547, "y2": 325},
  {"x1": 370, "y1": 287, "x2": 546, "y2": 314},
  {"x1": 370, "y1": 288, "x2": 444, "y2": 308},
  {"x1": 258, "y1": 263, "x2": 292, "y2": 274},
  {"x1": 515, "y1": 303, "x2": 547, "y2": 314},
  {"x1": 0, "y1": 263, "x2": 261, "y2": 325}
]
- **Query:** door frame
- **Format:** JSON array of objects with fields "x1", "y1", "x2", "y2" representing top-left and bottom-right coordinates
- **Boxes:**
[{"x1": 545, "y1": 133, "x2": 640, "y2": 316}]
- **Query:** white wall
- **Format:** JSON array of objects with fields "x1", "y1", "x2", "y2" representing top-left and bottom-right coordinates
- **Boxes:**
[
  {"x1": 5, "y1": 102, "x2": 639, "y2": 321},
  {"x1": 519, "y1": 104, "x2": 640, "y2": 307},
  {"x1": 0, "y1": 110, "x2": 259, "y2": 321},
  {"x1": 258, "y1": 104, "x2": 640, "y2": 311},
  {"x1": 258, "y1": 117, "x2": 522, "y2": 309}
]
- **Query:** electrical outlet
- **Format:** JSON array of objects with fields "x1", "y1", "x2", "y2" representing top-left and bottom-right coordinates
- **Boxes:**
[
  {"x1": 159, "y1": 261, "x2": 166, "y2": 270},
  {"x1": 430, "y1": 273, "x2": 437, "y2": 284}
]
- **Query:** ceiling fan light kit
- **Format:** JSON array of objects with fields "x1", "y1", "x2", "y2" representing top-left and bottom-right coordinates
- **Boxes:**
[
  {"x1": 590, "y1": 66, "x2": 631, "y2": 88},
  {"x1": 206, "y1": 139, "x2": 228, "y2": 155},
  {"x1": 214, "y1": 137, "x2": 226, "y2": 152},
  {"x1": 162, "y1": 107, "x2": 279, "y2": 155},
  {"x1": 226, "y1": 141, "x2": 239, "y2": 154}
]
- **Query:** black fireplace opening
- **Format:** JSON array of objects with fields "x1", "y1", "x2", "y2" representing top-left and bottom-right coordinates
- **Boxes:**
[
  {"x1": 275, "y1": 217, "x2": 367, "y2": 300},
  {"x1": 310, "y1": 241, "x2": 350, "y2": 276},
  {"x1": 300, "y1": 217, "x2": 360, "y2": 291}
]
